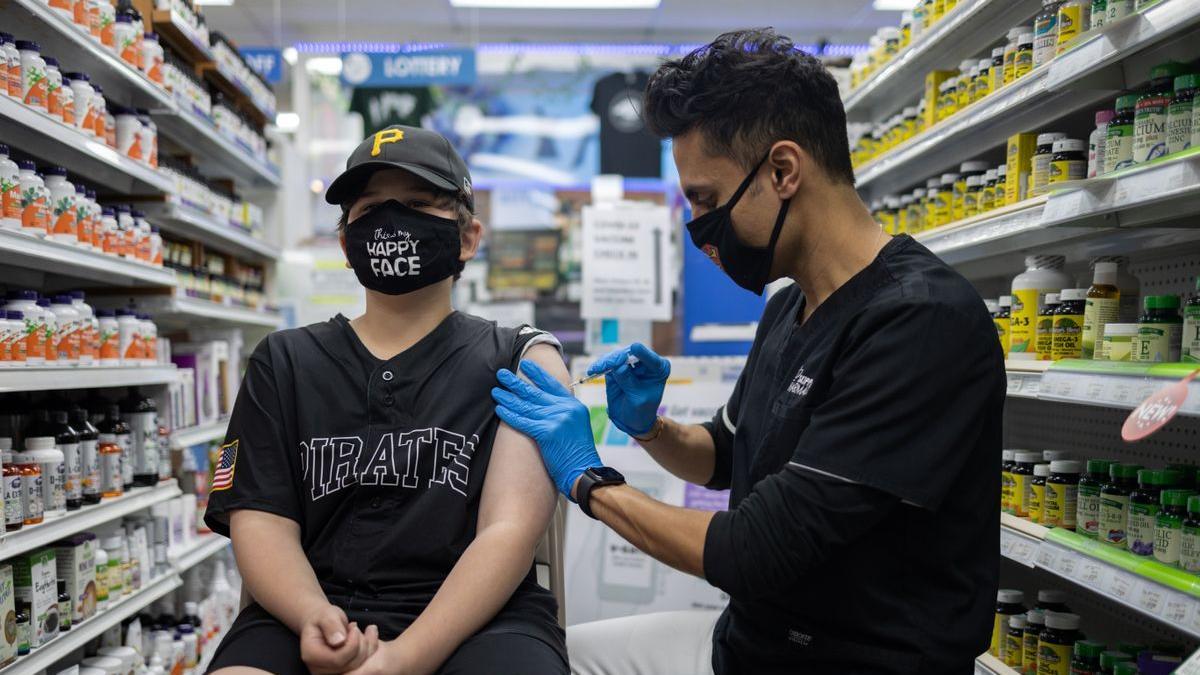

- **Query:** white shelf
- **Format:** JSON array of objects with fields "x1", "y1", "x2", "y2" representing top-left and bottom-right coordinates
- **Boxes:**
[
  {"x1": 0, "y1": 228, "x2": 176, "y2": 288},
  {"x1": 0, "y1": 95, "x2": 173, "y2": 196},
  {"x1": 6, "y1": 0, "x2": 176, "y2": 111},
  {"x1": 0, "y1": 571, "x2": 181, "y2": 675},
  {"x1": 856, "y1": 0, "x2": 1200, "y2": 198},
  {"x1": 1005, "y1": 359, "x2": 1200, "y2": 416},
  {"x1": 154, "y1": 110, "x2": 282, "y2": 190},
  {"x1": 999, "y1": 513, "x2": 1200, "y2": 639},
  {"x1": 0, "y1": 365, "x2": 179, "y2": 393},
  {"x1": 136, "y1": 294, "x2": 282, "y2": 329},
  {"x1": 843, "y1": 0, "x2": 1043, "y2": 122},
  {"x1": 141, "y1": 202, "x2": 279, "y2": 261},
  {"x1": 0, "y1": 481, "x2": 181, "y2": 559},
  {"x1": 171, "y1": 534, "x2": 229, "y2": 573},
  {"x1": 1004, "y1": 360, "x2": 1049, "y2": 401},
  {"x1": 975, "y1": 653, "x2": 1019, "y2": 675},
  {"x1": 172, "y1": 418, "x2": 229, "y2": 449}
]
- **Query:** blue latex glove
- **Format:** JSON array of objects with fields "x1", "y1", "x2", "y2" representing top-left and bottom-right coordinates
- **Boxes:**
[
  {"x1": 493, "y1": 360, "x2": 601, "y2": 501},
  {"x1": 588, "y1": 343, "x2": 670, "y2": 438}
]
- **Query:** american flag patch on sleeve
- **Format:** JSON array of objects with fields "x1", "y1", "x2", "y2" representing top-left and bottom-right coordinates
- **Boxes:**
[{"x1": 211, "y1": 440, "x2": 239, "y2": 491}]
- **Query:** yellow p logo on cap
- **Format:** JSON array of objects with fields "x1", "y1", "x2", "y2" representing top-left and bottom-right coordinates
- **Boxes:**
[{"x1": 371, "y1": 129, "x2": 405, "y2": 156}]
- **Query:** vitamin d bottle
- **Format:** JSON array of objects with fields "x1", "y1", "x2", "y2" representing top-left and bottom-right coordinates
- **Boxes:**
[
  {"x1": 1038, "y1": 612, "x2": 1080, "y2": 675},
  {"x1": 1012, "y1": 256, "x2": 1072, "y2": 357},
  {"x1": 1076, "y1": 459, "x2": 1114, "y2": 538},
  {"x1": 1045, "y1": 460, "x2": 1081, "y2": 529},
  {"x1": 1036, "y1": 293, "x2": 1061, "y2": 361},
  {"x1": 1181, "y1": 495, "x2": 1200, "y2": 574},
  {"x1": 1105, "y1": 95, "x2": 1138, "y2": 174},
  {"x1": 992, "y1": 589, "x2": 1026, "y2": 658},
  {"x1": 1051, "y1": 290, "x2": 1085, "y2": 360},
  {"x1": 1082, "y1": 262, "x2": 1119, "y2": 359},
  {"x1": 1155, "y1": 489, "x2": 1196, "y2": 567},
  {"x1": 1100, "y1": 463, "x2": 1142, "y2": 547},
  {"x1": 1127, "y1": 469, "x2": 1165, "y2": 556}
]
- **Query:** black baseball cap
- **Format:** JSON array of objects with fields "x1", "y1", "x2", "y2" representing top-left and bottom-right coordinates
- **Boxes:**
[{"x1": 325, "y1": 124, "x2": 474, "y2": 212}]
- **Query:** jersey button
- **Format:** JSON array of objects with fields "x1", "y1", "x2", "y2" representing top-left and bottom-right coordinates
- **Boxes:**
[
  {"x1": 381, "y1": 370, "x2": 394, "y2": 381},
  {"x1": 383, "y1": 396, "x2": 395, "y2": 406},
  {"x1": 370, "y1": 497, "x2": 382, "y2": 508}
]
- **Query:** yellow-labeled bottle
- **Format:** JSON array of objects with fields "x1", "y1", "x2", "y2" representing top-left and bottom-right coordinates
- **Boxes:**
[
  {"x1": 907, "y1": 188, "x2": 926, "y2": 233},
  {"x1": 1083, "y1": 261, "x2": 1120, "y2": 359},
  {"x1": 1036, "y1": 293, "x2": 1061, "y2": 361},
  {"x1": 992, "y1": 589, "x2": 1027, "y2": 658},
  {"x1": 996, "y1": 296, "x2": 1013, "y2": 358},
  {"x1": 1051, "y1": 288, "x2": 1086, "y2": 360},
  {"x1": 963, "y1": 175, "x2": 983, "y2": 219},
  {"x1": 956, "y1": 162, "x2": 988, "y2": 221},
  {"x1": 1014, "y1": 32, "x2": 1035, "y2": 80},
  {"x1": 957, "y1": 59, "x2": 975, "y2": 110},
  {"x1": 931, "y1": 0, "x2": 946, "y2": 23},
  {"x1": 973, "y1": 58, "x2": 993, "y2": 102},
  {"x1": 1003, "y1": 27, "x2": 1025, "y2": 85},
  {"x1": 990, "y1": 46, "x2": 1006, "y2": 92},
  {"x1": 1037, "y1": 612, "x2": 1080, "y2": 675},
  {"x1": 1056, "y1": 1, "x2": 1091, "y2": 55},
  {"x1": 927, "y1": 188, "x2": 948, "y2": 228},
  {"x1": 1023, "y1": 610, "x2": 1045, "y2": 675},
  {"x1": 1049, "y1": 138, "x2": 1086, "y2": 186},
  {"x1": 1032, "y1": 132, "x2": 1067, "y2": 197},
  {"x1": 1030, "y1": 463, "x2": 1050, "y2": 523},
  {"x1": 1011, "y1": 254, "x2": 1072, "y2": 356},
  {"x1": 995, "y1": 164, "x2": 1009, "y2": 208},
  {"x1": 981, "y1": 169, "x2": 998, "y2": 213},
  {"x1": 1005, "y1": 615, "x2": 1027, "y2": 668},
  {"x1": 938, "y1": 173, "x2": 957, "y2": 225}
]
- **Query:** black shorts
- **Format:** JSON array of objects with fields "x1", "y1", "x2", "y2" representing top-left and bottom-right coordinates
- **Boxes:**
[{"x1": 206, "y1": 603, "x2": 568, "y2": 675}]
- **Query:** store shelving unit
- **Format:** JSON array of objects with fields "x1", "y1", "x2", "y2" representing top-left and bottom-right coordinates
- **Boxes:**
[
  {"x1": 0, "y1": 366, "x2": 179, "y2": 393},
  {"x1": 149, "y1": 8, "x2": 214, "y2": 66},
  {"x1": 1000, "y1": 513, "x2": 1200, "y2": 638},
  {"x1": 153, "y1": 110, "x2": 282, "y2": 189},
  {"x1": 172, "y1": 417, "x2": 229, "y2": 449},
  {"x1": 1004, "y1": 359, "x2": 1200, "y2": 414},
  {"x1": 856, "y1": 0, "x2": 1200, "y2": 201},
  {"x1": 974, "y1": 653, "x2": 1019, "y2": 675},
  {"x1": 0, "y1": 481, "x2": 180, "y2": 557},
  {"x1": 171, "y1": 533, "x2": 230, "y2": 572},
  {"x1": 140, "y1": 201, "x2": 280, "y2": 261},
  {"x1": 134, "y1": 293, "x2": 283, "y2": 329},
  {"x1": 7, "y1": 0, "x2": 175, "y2": 111},
  {"x1": 0, "y1": 571, "x2": 182, "y2": 675},
  {"x1": 0, "y1": 228, "x2": 176, "y2": 288}
]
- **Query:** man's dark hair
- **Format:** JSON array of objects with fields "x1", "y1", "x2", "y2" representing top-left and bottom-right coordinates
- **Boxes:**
[
  {"x1": 336, "y1": 183, "x2": 474, "y2": 278},
  {"x1": 644, "y1": 28, "x2": 855, "y2": 185}
]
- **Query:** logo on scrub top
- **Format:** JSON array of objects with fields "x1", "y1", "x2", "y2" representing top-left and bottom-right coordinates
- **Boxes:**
[
  {"x1": 701, "y1": 244, "x2": 724, "y2": 270},
  {"x1": 788, "y1": 367, "x2": 814, "y2": 398}
]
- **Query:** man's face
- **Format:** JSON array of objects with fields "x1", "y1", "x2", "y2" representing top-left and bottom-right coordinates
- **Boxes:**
[
  {"x1": 346, "y1": 168, "x2": 458, "y2": 225},
  {"x1": 673, "y1": 130, "x2": 781, "y2": 249}
]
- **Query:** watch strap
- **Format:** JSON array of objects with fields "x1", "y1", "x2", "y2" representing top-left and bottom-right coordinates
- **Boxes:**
[{"x1": 578, "y1": 467, "x2": 625, "y2": 519}]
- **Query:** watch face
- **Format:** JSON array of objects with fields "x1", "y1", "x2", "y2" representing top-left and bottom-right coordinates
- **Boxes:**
[{"x1": 590, "y1": 467, "x2": 625, "y2": 482}]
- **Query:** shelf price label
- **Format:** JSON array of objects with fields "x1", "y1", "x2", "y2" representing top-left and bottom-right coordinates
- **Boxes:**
[
  {"x1": 1054, "y1": 552, "x2": 1079, "y2": 577},
  {"x1": 1035, "y1": 544, "x2": 1060, "y2": 570},
  {"x1": 1007, "y1": 375, "x2": 1024, "y2": 396},
  {"x1": 1009, "y1": 538, "x2": 1038, "y2": 567},
  {"x1": 1162, "y1": 594, "x2": 1191, "y2": 625},
  {"x1": 1106, "y1": 571, "x2": 1135, "y2": 599},
  {"x1": 1076, "y1": 559, "x2": 1105, "y2": 587},
  {"x1": 1137, "y1": 584, "x2": 1166, "y2": 615}
]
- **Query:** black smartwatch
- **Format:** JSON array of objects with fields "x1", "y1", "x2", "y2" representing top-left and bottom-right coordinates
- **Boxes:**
[{"x1": 575, "y1": 467, "x2": 626, "y2": 519}]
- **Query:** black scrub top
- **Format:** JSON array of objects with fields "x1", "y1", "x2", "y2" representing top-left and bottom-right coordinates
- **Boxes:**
[
  {"x1": 203, "y1": 312, "x2": 566, "y2": 660},
  {"x1": 701, "y1": 235, "x2": 1004, "y2": 674}
]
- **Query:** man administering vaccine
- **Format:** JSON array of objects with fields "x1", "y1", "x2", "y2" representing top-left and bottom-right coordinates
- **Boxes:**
[{"x1": 493, "y1": 28, "x2": 1006, "y2": 675}]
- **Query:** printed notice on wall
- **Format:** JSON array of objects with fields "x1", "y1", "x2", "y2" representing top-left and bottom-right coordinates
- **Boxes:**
[{"x1": 581, "y1": 203, "x2": 672, "y2": 321}]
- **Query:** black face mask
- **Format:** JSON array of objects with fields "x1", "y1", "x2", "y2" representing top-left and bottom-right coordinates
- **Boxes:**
[
  {"x1": 685, "y1": 155, "x2": 790, "y2": 295},
  {"x1": 344, "y1": 200, "x2": 463, "y2": 295}
]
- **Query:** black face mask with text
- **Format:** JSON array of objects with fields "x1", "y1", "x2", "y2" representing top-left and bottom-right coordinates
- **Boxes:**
[
  {"x1": 685, "y1": 154, "x2": 790, "y2": 296},
  {"x1": 344, "y1": 200, "x2": 463, "y2": 295}
]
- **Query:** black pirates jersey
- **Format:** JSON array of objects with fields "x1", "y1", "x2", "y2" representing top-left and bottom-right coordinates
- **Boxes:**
[{"x1": 203, "y1": 312, "x2": 564, "y2": 655}]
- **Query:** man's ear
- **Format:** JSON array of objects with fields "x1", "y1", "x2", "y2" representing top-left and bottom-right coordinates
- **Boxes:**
[
  {"x1": 768, "y1": 141, "x2": 804, "y2": 200},
  {"x1": 460, "y1": 217, "x2": 484, "y2": 262}
]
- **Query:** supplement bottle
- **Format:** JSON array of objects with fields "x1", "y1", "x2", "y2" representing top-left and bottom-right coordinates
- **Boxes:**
[
  {"x1": 1181, "y1": 495, "x2": 1200, "y2": 573},
  {"x1": 957, "y1": 59, "x2": 975, "y2": 111},
  {"x1": 116, "y1": 205, "x2": 135, "y2": 258},
  {"x1": 4, "y1": 291, "x2": 44, "y2": 365},
  {"x1": 1070, "y1": 640, "x2": 1104, "y2": 675},
  {"x1": 65, "y1": 72, "x2": 94, "y2": 135},
  {"x1": 52, "y1": 410, "x2": 82, "y2": 511},
  {"x1": 1036, "y1": 293, "x2": 1061, "y2": 361},
  {"x1": 57, "y1": 580, "x2": 70, "y2": 633},
  {"x1": 1090, "y1": 256, "x2": 1140, "y2": 321},
  {"x1": 1167, "y1": 74, "x2": 1196, "y2": 155},
  {"x1": 996, "y1": 164, "x2": 1009, "y2": 207},
  {"x1": 117, "y1": 308, "x2": 141, "y2": 365},
  {"x1": 1002, "y1": 450, "x2": 1017, "y2": 513},
  {"x1": 1015, "y1": 33, "x2": 1035, "y2": 80},
  {"x1": 0, "y1": 33, "x2": 19, "y2": 100},
  {"x1": 1076, "y1": 460, "x2": 1114, "y2": 539},
  {"x1": 25, "y1": 413, "x2": 66, "y2": 518},
  {"x1": 996, "y1": 296, "x2": 1013, "y2": 358},
  {"x1": 1023, "y1": 609, "x2": 1045, "y2": 675},
  {"x1": 1090, "y1": 0, "x2": 1107, "y2": 29},
  {"x1": 1099, "y1": 651, "x2": 1133, "y2": 673},
  {"x1": 1012, "y1": 256, "x2": 1073, "y2": 357},
  {"x1": 1155, "y1": 489, "x2": 1195, "y2": 567},
  {"x1": 981, "y1": 169, "x2": 998, "y2": 213},
  {"x1": 100, "y1": 207, "x2": 119, "y2": 255},
  {"x1": 14, "y1": 451, "x2": 42, "y2": 525},
  {"x1": 102, "y1": 535, "x2": 124, "y2": 597},
  {"x1": 98, "y1": 404, "x2": 133, "y2": 491},
  {"x1": 48, "y1": 295, "x2": 79, "y2": 364},
  {"x1": 1006, "y1": 616, "x2": 1027, "y2": 668},
  {"x1": 992, "y1": 589, "x2": 1027, "y2": 657},
  {"x1": 98, "y1": 436, "x2": 122, "y2": 498},
  {"x1": 1082, "y1": 262, "x2": 1119, "y2": 358},
  {"x1": 1100, "y1": 463, "x2": 1142, "y2": 547},
  {"x1": 70, "y1": 407, "x2": 100, "y2": 505},
  {"x1": 92, "y1": 83, "x2": 109, "y2": 143},
  {"x1": 955, "y1": 161, "x2": 988, "y2": 220},
  {"x1": 1038, "y1": 612, "x2": 1080, "y2": 675},
  {"x1": 1032, "y1": 132, "x2": 1067, "y2": 196},
  {"x1": 73, "y1": 184, "x2": 92, "y2": 249},
  {"x1": 1046, "y1": 460, "x2": 1082, "y2": 529},
  {"x1": 938, "y1": 173, "x2": 958, "y2": 224},
  {"x1": 17, "y1": 161, "x2": 45, "y2": 236},
  {"x1": 136, "y1": 110, "x2": 157, "y2": 168},
  {"x1": 1132, "y1": 295, "x2": 1182, "y2": 363},
  {"x1": 112, "y1": 105, "x2": 143, "y2": 162},
  {"x1": 1133, "y1": 65, "x2": 1185, "y2": 165},
  {"x1": 906, "y1": 190, "x2": 925, "y2": 232},
  {"x1": 1013, "y1": 451, "x2": 1043, "y2": 518},
  {"x1": 1002, "y1": 27, "x2": 1024, "y2": 85},
  {"x1": 1036, "y1": 590, "x2": 1070, "y2": 613},
  {"x1": 0, "y1": 145, "x2": 19, "y2": 230},
  {"x1": 142, "y1": 32, "x2": 164, "y2": 83},
  {"x1": 42, "y1": 56, "x2": 65, "y2": 121},
  {"x1": 1, "y1": 445, "x2": 21, "y2": 530},
  {"x1": 1033, "y1": 1, "x2": 1064, "y2": 71},
  {"x1": 114, "y1": 12, "x2": 138, "y2": 65},
  {"x1": 1127, "y1": 469, "x2": 1165, "y2": 555},
  {"x1": 132, "y1": 208, "x2": 151, "y2": 261},
  {"x1": 1183, "y1": 276, "x2": 1200, "y2": 362},
  {"x1": 45, "y1": 167, "x2": 78, "y2": 242},
  {"x1": 122, "y1": 389, "x2": 158, "y2": 487},
  {"x1": 974, "y1": 58, "x2": 993, "y2": 102},
  {"x1": 1056, "y1": 1, "x2": 1091, "y2": 54},
  {"x1": 1098, "y1": 323, "x2": 1137, "y2": 360},
  {"x1": 1105, "y1": 95, "x2": 1138, "y2": 174},
  {"x1": 1088, "y1": 110, "x2": 1115, "y2": 178},
  {"x1": 1052, "y1": 289, "x2": 1085, "y2": 360},
  {"x1": 70, "y1": 291, "x2": 96, "y2": 364},
  {"x1": 16, "y1": 41, "x2": 46, "y2": 110},
  {"x1": 1049, "y1": 139, "x2": 1086, "y2": 185},
  {"x1": 963, "y1": 175, "x2": 983, "y2": 218},
  {"x1": 141, "y1": 313, "x2": 157, "y2": 365},
  {"x1": 97, "y1": 309, "x2": 119, "y2": 364},
  {"x1": 991, "y1": 47, "x2": 1005, "y2": 92},
  {"x1": 14, "y1": 602, "x2": 28, "y2": 655},
  {"x1": 94, "y1": 547, "x2": 109, "y2": 610},
  {"x1": 1031, "y1": 463, "x2": 1051, "y2": 523}
]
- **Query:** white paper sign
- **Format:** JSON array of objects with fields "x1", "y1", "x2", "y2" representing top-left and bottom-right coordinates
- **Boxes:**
[{"x1": 581, "y1": 203, "x2": 673, "y2": 321}]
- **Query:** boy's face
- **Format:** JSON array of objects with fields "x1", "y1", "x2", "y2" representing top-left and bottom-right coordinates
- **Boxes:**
[{"x1": 341, "y1": 168, "x2": 483, "y2": 270}]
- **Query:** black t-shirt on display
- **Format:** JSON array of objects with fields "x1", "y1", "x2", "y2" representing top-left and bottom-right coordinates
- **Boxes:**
[
  {"x1": 349, "y1": 87, "x2": 437, "y2": 130},
  {"x1": 590, "y1": 71, "x2": 662, "y2": 178},
  {"x1": 203, "y1": 312, "x2": 565, "y2": 660},
  {"x1": 700, "y1": 235, "x2": 1004, "y2": 674}
]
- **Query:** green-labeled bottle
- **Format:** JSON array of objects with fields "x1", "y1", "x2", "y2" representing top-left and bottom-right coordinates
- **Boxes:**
[
  {"x1": 1077, "y1": 459, "x2": 1115, "y2": 538},
  {"x1": 1100, "y1": 463, "x2": 1142, "y2": 547},
  {"x1": 1132, "y1": 295, "x2": 1183, "y2": 363},
  {"x1": 1183, "y1": 277, "x2": 1200, "y2": 363},
  {"x1": 1105, "y1": 94, "x2": 1138, "y2": 174},
  {"x1": 1099, "y1": 651, "x2": 1132, "y2": 674},
  {"x1": 1155, "y1": 489, "x2": 1197, "y2": 567},
  {"x1": 1181, "y1": 495, "x2": 1200, "y2": 574},
  {"x1": 1127, "y1": 469, "x2": 1165, "y2": 556},
  {"x1": 1070, "y1": 639, "x2": 1105, "y2": 675}
]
